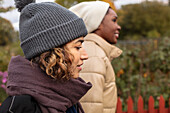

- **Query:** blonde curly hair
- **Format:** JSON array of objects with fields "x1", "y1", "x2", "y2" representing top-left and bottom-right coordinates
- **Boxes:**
[{"x1": 31, "y1": 46, "x2": 74, "y2": 80}]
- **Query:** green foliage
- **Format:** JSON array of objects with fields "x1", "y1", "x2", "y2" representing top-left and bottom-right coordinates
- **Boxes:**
[
  {"x1": 117, "y1": 2, "x2": 170, "y2": 40},
  {"x1": 55, "y1": 0, "x2": 115, "y2": 8},
  {"x1": 113, "y1": 37, "x2": 170, "y2": 110},
  {"x1": 0, "y1": 17, "x2": 18, "y2": 46},
  {"x1": 149, "y1": 38, "x2": 170, "y2": 73},
  {"x1": 0, "y1": 0, "x2": 14, "y2": 13},
  {"x1": 147, "y1": 29, "x2": 160, "y2": 38},
  {"x1": 0, "y1": 0, "x2": 22, "y2": 100},
  {"x1": 0, "y1": 41, "x2": 24, "y2": 72},
  {"x1": 0, "y1": 88, "x2": 7, "y2": 103},
  {"x1": 55, "y1": 0, "x2": 93, "y2": 8},
  {"x1": 0, "y1": 71, "x2": 8, "y2": 102},
  {"x1": 0, "y1": 41, "x2": 23, "y2": 103},
  {"x1": 0, "y1": 7, "x2": 14, "y2": 13}
]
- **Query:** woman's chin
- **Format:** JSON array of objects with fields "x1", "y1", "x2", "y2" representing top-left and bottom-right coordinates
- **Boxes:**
[{"x1": 72, "y1": 73, "x2": 79, "y2": 79}]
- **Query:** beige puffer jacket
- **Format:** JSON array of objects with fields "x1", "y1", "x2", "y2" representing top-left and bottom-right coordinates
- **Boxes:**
[{"x1": 80, "y1": 33, "x2": 122, "y2": 113}]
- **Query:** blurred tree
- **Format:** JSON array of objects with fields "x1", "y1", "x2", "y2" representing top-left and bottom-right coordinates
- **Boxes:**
[
  {"x1": 117, "y1": 1, "x2": 170, "y2": 40},
  {"x1": 0, "y1": 0, "x2": 14, "y2": 13},
  {"x1": 0, "y1": 0, "x2": 21, "y2": 102},
  {"x1": 0, "y1": 17, "x2": 17, "y2": 46},
  {"x1": 101, "y1": 0, "x2": 116, "y2": 11},
  {"x1": 55, "y1": 0, "x2": 92, "y2": 8},
  {"x1": 0, "y1": 6, "x2": 14, "y2": 13},
  {"x1": 0, "y1": 0, "x2": 18, "y2": 46},
  {"x1": 55, "y1": 0, "x2": 116, "y2": 9}
]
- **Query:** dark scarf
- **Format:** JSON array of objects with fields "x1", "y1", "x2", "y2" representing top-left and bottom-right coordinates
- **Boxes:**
[{"x1": 7, "y1": 56, "x2": 92, "y2": 113}]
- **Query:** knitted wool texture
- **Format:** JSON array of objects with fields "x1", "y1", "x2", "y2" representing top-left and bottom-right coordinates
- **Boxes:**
[
  {"x1": 19, "y1": 2, "x2": 87, "y2": 59},
  {"x1": 69, "y1": 1, "x2": 109, "y2": 33}
]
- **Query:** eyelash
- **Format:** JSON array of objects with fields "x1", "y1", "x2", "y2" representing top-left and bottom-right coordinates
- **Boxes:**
[{"x1": 75, "y1": 46, "x2": 82, "y2": 50}]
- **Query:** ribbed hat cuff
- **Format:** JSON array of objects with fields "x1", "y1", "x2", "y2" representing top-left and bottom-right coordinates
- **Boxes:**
[{"x1": 21, "y1": 18, "x2": 87, "y2": 59}]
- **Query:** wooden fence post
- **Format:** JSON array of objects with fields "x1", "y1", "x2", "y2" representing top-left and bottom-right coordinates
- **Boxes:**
[
  {"x1": 138, "y1": 96, "x2": 144, "y2": 113},
  {"x1": 115, "y1": 95, "x2": 170, "y2": 113},
  {"x1": 127, "y1": 96, "x2": 133, "y2": 113},
  {"x1": 169, "y1": 98, "x2": 170, "y2": 113},
  {"x1": 159, "y1": 95, "x2": 165, "y2": 113},
  {"x1": 168, "y1": 98, "x2": 170, "y2": 113},
  {"x1": 116, "y1": 97, "x2": 123, "y2": 113},
  {"x1": 148, "y1": 96, "x2": 155, "y2": 113}
]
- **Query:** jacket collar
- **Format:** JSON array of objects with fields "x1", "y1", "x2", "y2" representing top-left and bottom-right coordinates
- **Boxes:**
[{"x1": 85, "y1": 33, "x2": 122, "y2": 61}]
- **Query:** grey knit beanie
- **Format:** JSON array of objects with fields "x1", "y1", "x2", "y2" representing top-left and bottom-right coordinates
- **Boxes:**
[{"x1": 14, "y1": 0, "x2": 87, "y2": 59}]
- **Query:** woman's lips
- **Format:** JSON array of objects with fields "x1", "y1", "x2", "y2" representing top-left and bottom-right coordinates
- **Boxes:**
[
  {"x1": 77, "y1": 63, "x2": 83, "y2": 71},
  {"x1": 115, "y1": 34, "x2": 119, "y2": 39},
  {"x1": 77, "y1": 66, "x2": 82, "y2": 71}
]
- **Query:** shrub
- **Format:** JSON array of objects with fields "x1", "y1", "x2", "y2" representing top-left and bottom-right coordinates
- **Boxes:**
[
  {"x1": 113, "y1": 37, "x2": 170, "y2": 110},
  {"x1": 0, "y1": 71, "x2": 8, "y2": 102}
]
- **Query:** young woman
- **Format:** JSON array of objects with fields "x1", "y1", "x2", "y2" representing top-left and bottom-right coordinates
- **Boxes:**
[{"x1": 0, "y1": 0, "x2": 91, "y2": 113}]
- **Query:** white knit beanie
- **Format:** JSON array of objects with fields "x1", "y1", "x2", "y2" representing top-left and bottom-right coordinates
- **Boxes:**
[{"x1": 69, "y1": 1, "x2": 110, "y2": 33}]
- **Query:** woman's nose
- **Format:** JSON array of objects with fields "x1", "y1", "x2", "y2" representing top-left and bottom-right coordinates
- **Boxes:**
[
  {"x1": 117, "y1": 24, "x2": 121, "y2": 30},
  {"x1": 80, "y1": 48, "x2": 88, "y2": 60}
]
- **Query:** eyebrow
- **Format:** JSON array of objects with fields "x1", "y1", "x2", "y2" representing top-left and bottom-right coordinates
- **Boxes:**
[
  {"x1": 113, "y1": 16, "x2": 118, "y2": 19},
  {"x1": 74, "y1": 39, "x2": 84, "y2": 44}
]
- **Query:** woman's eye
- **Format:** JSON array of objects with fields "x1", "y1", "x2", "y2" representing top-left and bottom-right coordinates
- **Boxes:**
[
  {"x1": 75, "y1": 46, "x2": 82, "y2": 50},
  {"x1": 112, "y1": 19, "x2": 116, "y2": 22}
]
